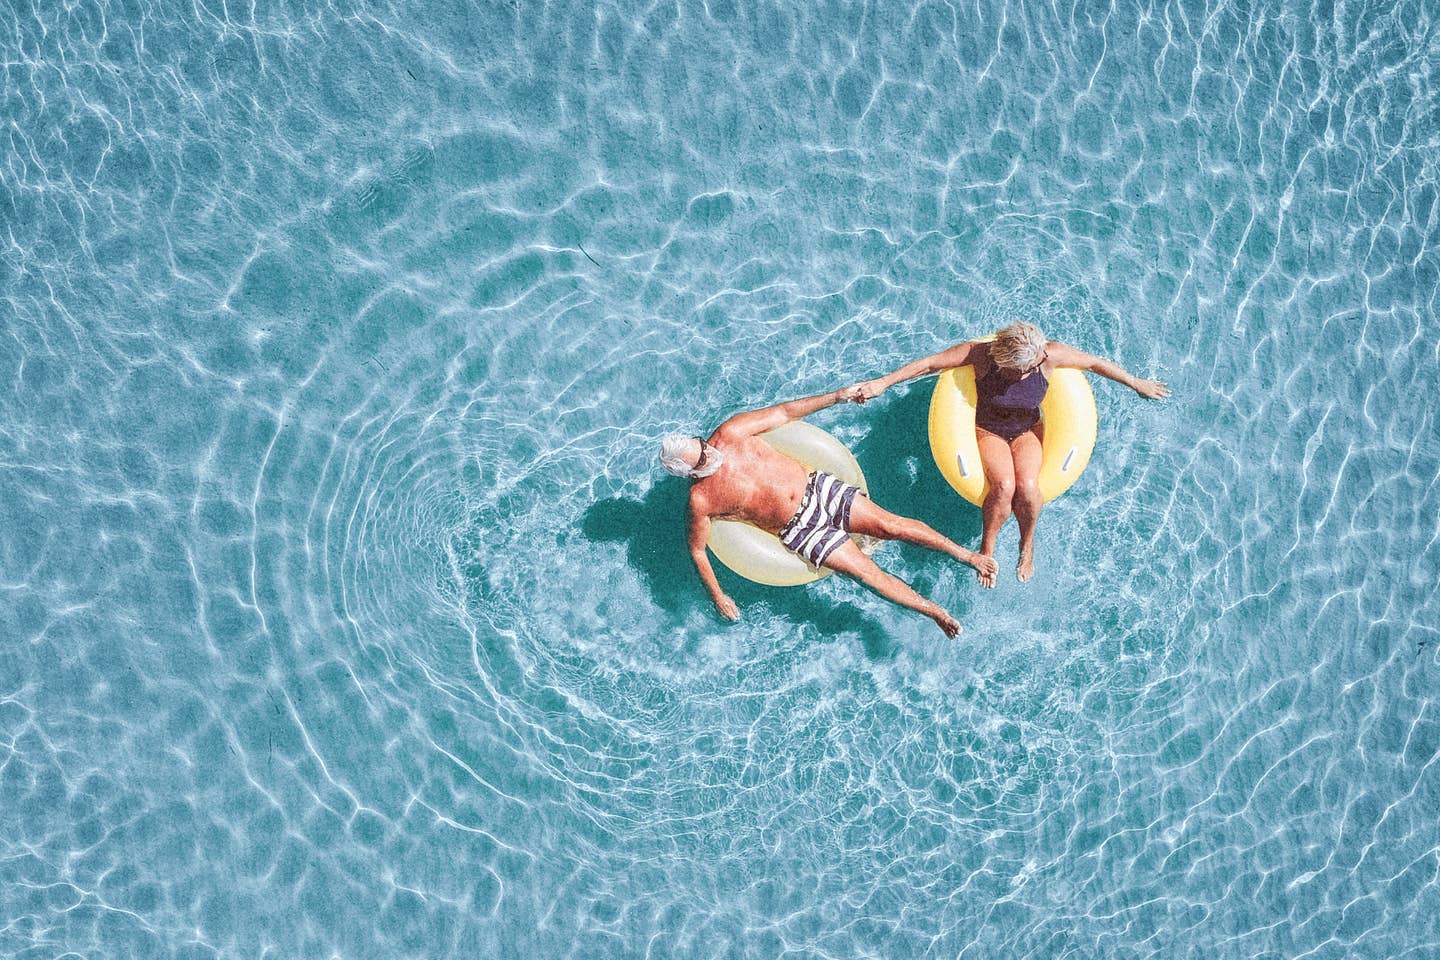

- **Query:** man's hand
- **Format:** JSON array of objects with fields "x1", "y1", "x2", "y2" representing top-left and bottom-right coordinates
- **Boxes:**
[
  {"x1": 714, "y1": 595, "x2": 740, "y2": 621},
  {"x1": 845, "y1": 379, "x2": 886, "y2": 403},
  {"x1": 1133, "y1": 379, "x2": 1170, "y2": 400}
]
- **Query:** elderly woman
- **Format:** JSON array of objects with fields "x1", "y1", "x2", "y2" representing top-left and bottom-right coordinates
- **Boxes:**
[{"x1": 848, "y1": 322, "x2": 1168, "y2": 587}]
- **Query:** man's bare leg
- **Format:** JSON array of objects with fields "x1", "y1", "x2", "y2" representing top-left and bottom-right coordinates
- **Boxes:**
[
  {"x1": 822, "y1": 540, "x2": 961, "y2": 638},
  {"x1": 1009, "y1": 428, "x2": 1044, "y2": 583},
  {"x1": 846, "y1": 495, "x2": 997, "y2": 580},
  {"x1": 975, "y1": 429, "x2": 1016, "y2": 589}
]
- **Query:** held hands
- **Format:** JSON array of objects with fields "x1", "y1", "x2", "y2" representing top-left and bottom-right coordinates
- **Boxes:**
[
  {"x1": 714, "y1": 594, "x2": 740, "y2": 621},
  {"x1": 842, "y1": 379, "x2": 887, "y2": 404},
  {"x1": 1133, "y1": 379, "x2": 1170, "y2": 400}
]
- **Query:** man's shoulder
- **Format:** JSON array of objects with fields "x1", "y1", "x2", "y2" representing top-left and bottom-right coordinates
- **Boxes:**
[
  {"x1": 702, "y1": 429, "x2": 742, "y2": 456},
  {"x1": 708, "y1": 422, "x2": 743, "y2": 442},
  {"x1": 687, "y1": 481, "x2": 715, "y2": 510}
]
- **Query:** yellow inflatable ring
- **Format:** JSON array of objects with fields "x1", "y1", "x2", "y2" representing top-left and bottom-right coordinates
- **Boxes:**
[
  {"x1": 707, "y1": 421, "x2": 875, "y2": 587},
  {"x1": 928, "y1": 358, "x2": 1098, "y2": 507}
]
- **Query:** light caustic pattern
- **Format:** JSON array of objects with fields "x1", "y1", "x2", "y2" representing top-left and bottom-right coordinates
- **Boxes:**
[{"x1": 1, "y1": 0, "x2": 1437, "y2": 956}]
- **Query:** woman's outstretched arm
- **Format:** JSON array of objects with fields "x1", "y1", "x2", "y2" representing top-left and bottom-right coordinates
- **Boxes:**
[
  {"x1": 845, "y1": 340, "x2": 984, "y2": 402},
  {"x1": 1046, "y1": 343, "x2": 1169, "y2": 399}
]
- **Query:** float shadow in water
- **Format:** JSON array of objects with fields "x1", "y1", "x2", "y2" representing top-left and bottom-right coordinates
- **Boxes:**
[{"x1": 848, "y1": 381, "x2": 983, "y2": 550}]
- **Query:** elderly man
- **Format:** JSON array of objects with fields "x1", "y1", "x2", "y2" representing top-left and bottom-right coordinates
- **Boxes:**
[{"x1": 659, "y1": 388, "x2": 995, "y2": 637}]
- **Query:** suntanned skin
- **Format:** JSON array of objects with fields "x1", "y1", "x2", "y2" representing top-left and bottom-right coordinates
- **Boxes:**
[
  {"x1": 847, "y1": 340, "x2": 1169, "y2": 586},
  {"x1": 679, "y1": 389, "x2": 997, "y2": 638}
]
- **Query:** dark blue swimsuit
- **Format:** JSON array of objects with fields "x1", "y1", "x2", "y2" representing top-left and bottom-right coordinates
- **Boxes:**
[{"x1": 975, "y1": 358, "x2": 1049, "y2": 441}]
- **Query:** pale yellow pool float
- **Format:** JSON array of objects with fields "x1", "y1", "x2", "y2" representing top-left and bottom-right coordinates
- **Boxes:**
[{"x1": 707, "y1": 421, "x2": 875, "y2": 587}]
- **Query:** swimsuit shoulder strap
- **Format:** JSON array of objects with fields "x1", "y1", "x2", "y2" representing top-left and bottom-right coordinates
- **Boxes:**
[
  {"x1": 977, "y1": 348, "x2": 1014, "y2": 397},
  {"x1": 975, "y1": 346, "x2": 998, "y2": 382}
]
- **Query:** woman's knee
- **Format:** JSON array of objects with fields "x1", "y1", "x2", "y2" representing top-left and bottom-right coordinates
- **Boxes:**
[
  {"x1": 1015, "y1": 478, "x2": 1041, "y2": 504},
  {"x1": 986, "y1": 477, "x2": 1016, "y2": 505}
]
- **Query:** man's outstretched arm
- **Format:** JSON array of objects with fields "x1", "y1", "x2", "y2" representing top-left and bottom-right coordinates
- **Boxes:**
[
  {"x1": 714, "y1": 388, "x2": 851, "y2": 439},
  {"x1": 688, "y1": 506, "x2": 738, "y2": 620}
]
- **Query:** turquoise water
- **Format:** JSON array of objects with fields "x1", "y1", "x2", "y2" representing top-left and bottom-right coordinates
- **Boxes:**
[{"x1": 2, "y1": 0, "x2": 1437, "y2": 955}]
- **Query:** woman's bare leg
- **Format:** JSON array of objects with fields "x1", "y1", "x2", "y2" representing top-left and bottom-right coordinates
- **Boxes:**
[
  {"x1": 975, "y1": 428, "x2": 1016, "y2": 589},
  {"x1": 821, "y1": 540, "x2": 961, "y2": 637},
  {"x1": 1009, "y1": 426, "x2": 1044, "y2": 582},
  {"x1": 845, "y1": 495, "x2": 997, "y2": 579}
]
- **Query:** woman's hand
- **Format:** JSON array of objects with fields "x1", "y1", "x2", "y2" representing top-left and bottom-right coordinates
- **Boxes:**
[
  {"x1": 714, "y1": 595, "x2": 740, "y2": 621},
  {"x1": 844, "y1": 379, "x2": 887, "y2": 403},
  {"x1": 1133, "y1": 378, "x2": 1170, "y2": 400}
]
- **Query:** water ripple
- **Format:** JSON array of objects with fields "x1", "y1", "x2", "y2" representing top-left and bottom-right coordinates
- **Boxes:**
[{"x1": 1, "y1": 0, "x2": 1437, "y2": 956}]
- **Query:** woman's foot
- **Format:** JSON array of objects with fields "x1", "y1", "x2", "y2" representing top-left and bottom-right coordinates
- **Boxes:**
[
  {"x1": 976, "y1": 552, "x2": 997, "y2": 589},
  {"x1": 1017, "y1": 546, "x2": 1035, "y2": 582}
]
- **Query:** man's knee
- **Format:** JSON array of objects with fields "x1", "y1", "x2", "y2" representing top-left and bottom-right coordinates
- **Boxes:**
[
  {"x1": 1015, "y1": 479, "x2": 1041, "y2": 503},
  {"x1": 879, "y1": 515, "x2": 916, "y2": 539}
]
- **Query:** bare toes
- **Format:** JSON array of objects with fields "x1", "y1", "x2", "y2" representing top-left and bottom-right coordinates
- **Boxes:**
[
  {"x1": 964, "y1": 551, "x2": 997, "y2": 575},
  {"x1": 975, "y1": 553, "x2": 997, "y2": 588}
]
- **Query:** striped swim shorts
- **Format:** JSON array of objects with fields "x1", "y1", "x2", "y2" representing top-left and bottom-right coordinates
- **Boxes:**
[{"x1": 778, "y1": 471, "x2": 861, "y2": 569}]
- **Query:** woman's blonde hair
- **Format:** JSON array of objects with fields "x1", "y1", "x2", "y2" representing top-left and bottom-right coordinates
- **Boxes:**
[{"x1": 991, "y1": 321, "x2": 1048, "y2": 371}]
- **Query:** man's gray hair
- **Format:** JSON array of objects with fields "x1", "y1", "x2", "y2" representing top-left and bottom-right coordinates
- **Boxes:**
[
  {"x1": 659, "y1": 434, "x2": 722, "y2": 478},
  {"x1": 992, "y1": 321, "x2": 1048, "y2": 371}
]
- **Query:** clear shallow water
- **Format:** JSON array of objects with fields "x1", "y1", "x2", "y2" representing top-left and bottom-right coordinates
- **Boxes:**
[{"x1": 2, "y1": 0, "x2": 1437, "y2": 955}]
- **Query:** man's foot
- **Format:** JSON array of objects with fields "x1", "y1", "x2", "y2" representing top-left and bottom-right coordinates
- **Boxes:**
[
  {"x1": 932, "y1": 609, "x2": 962, "y2": 638},
  {"x1": 976, "y1": 552, "x2": 997, "y2": 589},
  {"x1": 961, "y1": 548, "x2": 999, "y2": 579},
  {"x1": 1017, "y1": 546, "x2": 1035, "y2": 583}
]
